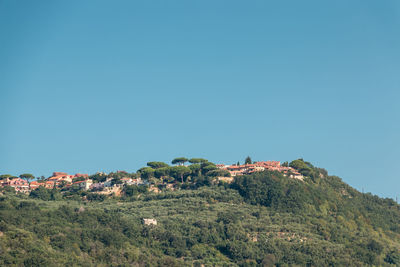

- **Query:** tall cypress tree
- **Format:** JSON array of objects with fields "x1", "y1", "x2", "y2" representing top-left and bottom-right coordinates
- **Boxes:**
[{"x1": 245, "y1": 156, "x2": 252, "y2": 165}]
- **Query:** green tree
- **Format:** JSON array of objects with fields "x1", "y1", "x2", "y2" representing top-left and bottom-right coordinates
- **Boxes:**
[
  {"x1": 289, "y1": 159, "x2": 310, "y2": 171},
  {"x1": 188, "y1": 159, "x2": 208, "y2": 175},
  {"x1": 169, "y1": 166, "x2": 191, "y2": 183},
  {"x1": 111, "y1": 178, "x2": 123, "y2": 185},
  {"x1": 171, "y1": 157, "x2": 188, "y2": 166},
  {"x1": 147, "y1": 161, "x2": 169, "y2": 169},
  {"x1": 202, "y1": 162, "x2": 217, "y2": 173},
  {"x1": 189, "y1": 158, "x2": 208, "y2": 164},
  {"x1": 206, "y1": 169, "x2": 231, "y2": 177},
  {"x1": 262, "y1": 254, "x2": 276, "y2": 267},
  {"x1": 30, "y1": 186, "x2": 51, "y2": 200},
  {"x1": 154, "y1": 167, "x2": 170, "y2": 179},
  {"x1": 189, "y1": 164, "x2": 201, "y2": 176},
  {"x1": 20, "y1": 173, "x2": 35, "y2": 183},
  {"x1": 1, "y1": 185, "x2": 15, "y2": 193},
  {"x1": 245, "y1": 156, "x2": 252, "y2": 165},
  {"x1": 385, "y1": 250, "x2": 400, "y2": 265},
  {"x1": 289, "y1": 159, "x2": 318, "y2": 181},
  {"x1": 232, "y1": 171, "x2": 284, "y2": 208},
  {"x1": 367, "y1": 239, "x2": 383, "y2": 254},
  {"x1": 123, "y1": 184, "x2": 147, "y2": 197},
  {"x1": 138, "y1": 167, "x2": 155, "y2": 180},
  {"x1": 0, "y1": 174, "x2": 13, "y2": 180}
]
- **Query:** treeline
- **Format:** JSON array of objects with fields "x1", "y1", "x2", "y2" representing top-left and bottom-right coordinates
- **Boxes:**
[
  {"x1": 135, "y1": 157, "x2": 230, "y2": 184},
  {"x1": 0, "y1": 157, "x2": 231, "y2": 191}
]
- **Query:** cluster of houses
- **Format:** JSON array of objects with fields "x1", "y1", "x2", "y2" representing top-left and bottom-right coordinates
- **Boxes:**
[
  {"x1": 216, "y1": 161, "x2": 304, "y2": 180},
  {"x1": 0, "y1": 171, "x2": 147, "y2": 195},
  {"x1": 0, "y1": 177, "x2": 30, "y2": 193},
  {"x1": 29, "y1": 172, "x2": 90, "y2": 190},
  {"x1": 0, "y1": 172, "x2": 92, "y2": 193},
  {"x1": 0, "y1": 160, "x2": 304, "y2": 194}
]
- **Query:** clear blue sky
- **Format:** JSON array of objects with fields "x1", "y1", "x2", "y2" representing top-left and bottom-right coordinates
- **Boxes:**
[{"x1": 1, "y1": 0, "x2": 399, "y2": 199}]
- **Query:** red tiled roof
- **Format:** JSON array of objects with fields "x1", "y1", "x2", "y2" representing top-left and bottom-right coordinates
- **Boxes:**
[{"x1": 53, "y1": 172, "x2": 68, "y2": 176}]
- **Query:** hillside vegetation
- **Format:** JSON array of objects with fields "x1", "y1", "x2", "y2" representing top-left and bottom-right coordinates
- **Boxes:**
[{"x1": 0, "y1": 160, "x2": 399, "y2": 266}]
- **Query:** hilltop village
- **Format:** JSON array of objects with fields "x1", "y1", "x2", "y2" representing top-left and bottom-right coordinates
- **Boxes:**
[
  {"x1": 0, "y1": 171, "x2": 146, "y2": 196},
  {"x1": 0, "y1": 158, "x2": 304, "y2": 196},
  {"x1": 0, "y1": 158, "x2": 398, "y2": 267},
  {"x1": 217, "y1": 161, "x2": 303, "y2": 179}
]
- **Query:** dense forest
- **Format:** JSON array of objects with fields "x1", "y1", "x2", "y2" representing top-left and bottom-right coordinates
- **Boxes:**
[{"x1": 0, "y1": 159, "x2": 399, "y2": 266}]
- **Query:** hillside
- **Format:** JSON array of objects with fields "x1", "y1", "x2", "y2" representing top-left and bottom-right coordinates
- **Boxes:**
[{"x1": 0, "y1": 160, "x2": 399, "y2": 266}]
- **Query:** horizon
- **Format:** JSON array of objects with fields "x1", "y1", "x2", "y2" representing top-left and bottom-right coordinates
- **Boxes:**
[{"x1": 1, "y1": 1, "x2": 399, "y2": 200}]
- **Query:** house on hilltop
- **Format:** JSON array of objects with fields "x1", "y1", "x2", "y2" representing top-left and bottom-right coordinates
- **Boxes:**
[
  {"x1": 45, "y1": 172, "x2": 90, "y2": 187},
  {"x1": 217, "y1": 160, "x2": 304, "y2": 180},
  {"x1": 72, "y1": 179, "x2": 93, "y2": 190},
  {"x1": 29, "y1": 181, "x2": 45, "y2": 190}
]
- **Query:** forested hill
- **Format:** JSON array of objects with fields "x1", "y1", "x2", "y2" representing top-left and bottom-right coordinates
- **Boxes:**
[{"x1": 0, "y1": 160, "x2": 399, "y2": 266}]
